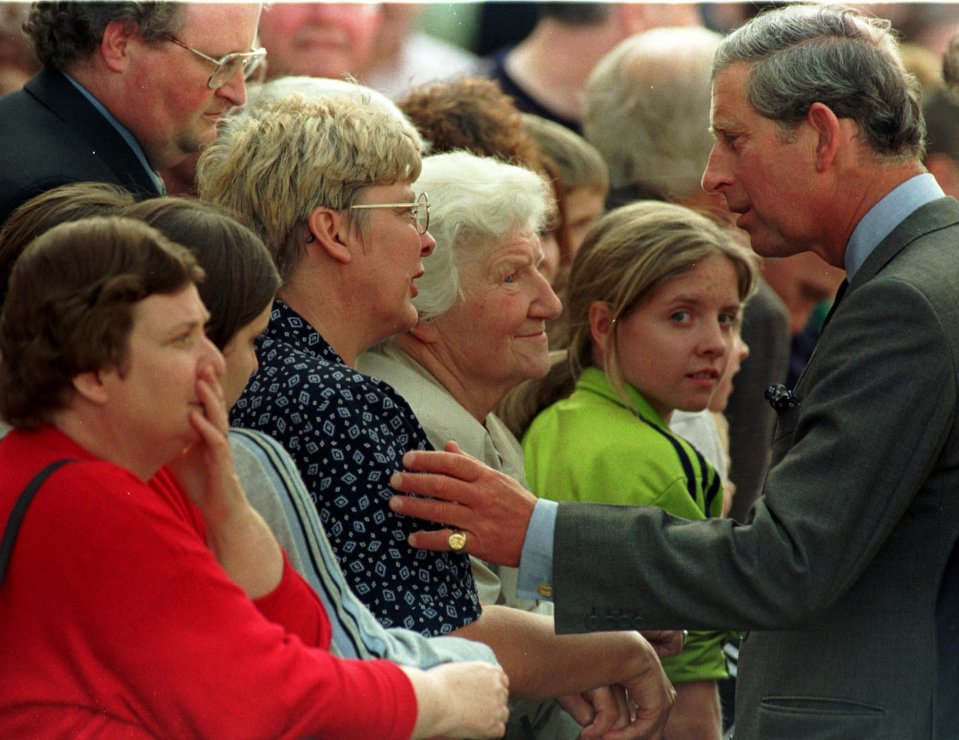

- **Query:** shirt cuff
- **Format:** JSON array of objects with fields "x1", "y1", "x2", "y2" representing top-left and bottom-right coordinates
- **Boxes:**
[{"x1": 517, "y1": 498, "x2": 556, "y2": 601}]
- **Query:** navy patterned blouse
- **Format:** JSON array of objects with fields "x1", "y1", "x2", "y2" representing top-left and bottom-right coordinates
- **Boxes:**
[{"x1": 231, "y1": 300, "x2": 480, "y2": 636}]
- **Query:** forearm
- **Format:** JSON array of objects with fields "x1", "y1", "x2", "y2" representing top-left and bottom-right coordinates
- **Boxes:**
[
  {"x1": 664, "y1": 681, "x2": 721, "y2": 740},
  {"x1": 206, "y1": 503, "x2": 284, "y2": 599},
  {"x1": 453, "y1": 604, "x2": 661, "y2": 699}
]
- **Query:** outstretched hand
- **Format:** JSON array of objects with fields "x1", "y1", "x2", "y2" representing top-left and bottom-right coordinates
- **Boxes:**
[{"x1": 389, "y1": 441, "x2": 537, "y2": 567}]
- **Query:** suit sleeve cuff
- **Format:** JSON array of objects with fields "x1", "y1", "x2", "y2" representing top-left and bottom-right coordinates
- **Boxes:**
[{"x1": 517, "y1": 499, "x2": 556, "y2": 601}]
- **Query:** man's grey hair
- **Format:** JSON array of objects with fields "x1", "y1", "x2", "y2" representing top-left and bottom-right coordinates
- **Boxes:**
[{"x1": 714, "y1": 3, "x2": 924, "y2": 161}]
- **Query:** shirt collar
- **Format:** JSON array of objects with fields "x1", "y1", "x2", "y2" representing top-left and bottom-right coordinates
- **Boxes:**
[
  {"x1": 844, "y1": 173, "x2": 943, "y2": 279},
  {"x1": 268, "y1": 299, "x2": 343, "y2": 365},
  {"x1": 578, "y1": 366, "x2": 670, "y2": 429},
  {"x1": 62, "y1": 72, "x2": 166, "y2": 194}
]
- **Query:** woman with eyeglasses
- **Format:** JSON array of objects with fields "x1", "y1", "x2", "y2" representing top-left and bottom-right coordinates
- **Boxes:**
[{"x1": 0, "y1": 210, "x2": 509, "y2": 738}]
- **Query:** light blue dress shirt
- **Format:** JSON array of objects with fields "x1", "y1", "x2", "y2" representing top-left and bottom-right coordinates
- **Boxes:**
[{"x1": 517, "y1": 172, "x2": 946, "y2": 601}]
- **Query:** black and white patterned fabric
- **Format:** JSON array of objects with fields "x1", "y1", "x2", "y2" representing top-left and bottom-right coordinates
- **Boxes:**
[{"x1": 232, "y1": 300, "x2": 480, "y2": 636}]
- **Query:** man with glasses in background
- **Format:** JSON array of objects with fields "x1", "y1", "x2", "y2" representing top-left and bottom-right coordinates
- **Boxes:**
[{"x1": 0, "y1": 1, "x2": 263, "y2": 225}]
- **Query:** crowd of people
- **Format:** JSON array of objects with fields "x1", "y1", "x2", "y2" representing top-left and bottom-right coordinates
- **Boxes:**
[{"x1": 0, "y1": 2, "x2": 958, "y2": 738}]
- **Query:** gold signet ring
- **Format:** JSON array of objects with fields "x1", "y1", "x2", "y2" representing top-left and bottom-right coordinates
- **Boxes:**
[{"x1": 448, "y1": 531, "x2": 468, "y2": 551}]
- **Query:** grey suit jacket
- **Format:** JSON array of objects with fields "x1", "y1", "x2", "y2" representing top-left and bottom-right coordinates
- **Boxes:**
[{"x1": 552, "y1": 197, "x2": 959, "y2": 738}]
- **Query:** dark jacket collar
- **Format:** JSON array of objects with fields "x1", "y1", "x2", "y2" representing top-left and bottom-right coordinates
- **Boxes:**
[{"x1": 24, "y1": 67, "x2": 161, "y2": 197}]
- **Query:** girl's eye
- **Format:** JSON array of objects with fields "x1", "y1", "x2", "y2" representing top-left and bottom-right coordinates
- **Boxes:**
[
  {"x1": 719, "y1": 312, "x2": 740, "y2": 327},
  {"x1": 670, "y1": 310, "x2": 691, "y2": 322}
]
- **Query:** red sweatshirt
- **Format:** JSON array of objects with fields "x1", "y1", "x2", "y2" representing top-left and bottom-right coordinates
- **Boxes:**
[{"x1": 0, "y1": 427, "x2": 417, "y2": 738}]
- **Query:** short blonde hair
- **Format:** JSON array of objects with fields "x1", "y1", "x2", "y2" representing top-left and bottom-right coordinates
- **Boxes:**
[{"x1": 197, "y1": 93, "x2": 422, "y2": 282}]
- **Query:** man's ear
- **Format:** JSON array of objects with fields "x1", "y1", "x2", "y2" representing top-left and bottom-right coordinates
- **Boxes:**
[
  {"x1": 587, "y1": 300, "x2": 613, "y2": 355},
  {"x1": 306, "y1": 206, "x2": 353, "y2": 265},
  {"x1": 99, "y1": 19, "x2": 138, "y2": 72},
  {"x1": 807, "y1": 102, "x2": 843, "y2": 173},
  {"x1": 71, "y1": 370, "x2": 111, "y2": 405}
]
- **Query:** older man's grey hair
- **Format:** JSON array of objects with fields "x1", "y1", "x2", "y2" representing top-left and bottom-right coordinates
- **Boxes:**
[
  {"x1": 583, "y1": 26, "x2": 722, "y2": 200},
  {"x1": 412, "y1": 150, "x2": 554, "y2": 320},
  {"x1": 713, "y1": 4, "x2": 924, "y2": 161}
]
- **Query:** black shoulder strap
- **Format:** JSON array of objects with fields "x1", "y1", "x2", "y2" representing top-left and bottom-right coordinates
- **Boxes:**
[{"x1": 0, "y1": 458, "x2": 75, "y2": 586}]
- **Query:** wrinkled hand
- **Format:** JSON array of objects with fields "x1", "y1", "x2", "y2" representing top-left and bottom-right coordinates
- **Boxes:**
[
  {"x1": 640, "y1": 630, "x2": 685, "y2": 659},
  {"x1": 389, "y1": 441, "x2": 536, "y2": 567}
]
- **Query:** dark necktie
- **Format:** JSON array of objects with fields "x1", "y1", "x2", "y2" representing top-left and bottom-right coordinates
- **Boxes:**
[{"x1": 821, "y1": 279, "x2": 849, "y2": 330}]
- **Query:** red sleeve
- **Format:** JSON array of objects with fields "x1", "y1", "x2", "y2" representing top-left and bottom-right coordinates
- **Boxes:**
[
  {"x1": 152, "y1": 466, "x2": 333, "y2": 649},
  {"x1": 7, "y1": 460, "x2": 417, "y2": 739}
]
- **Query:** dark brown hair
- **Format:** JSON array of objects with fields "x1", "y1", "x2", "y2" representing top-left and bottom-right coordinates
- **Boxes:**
[
  {"x1": 0, "y1": 181, "x2": 136, "y2": 305},
  {"x1": 0, "y1": 216, "x2": 202, "y2": 428},
  {"x1": 124, "y1": 197, "x2": 280, "y2": 350}
]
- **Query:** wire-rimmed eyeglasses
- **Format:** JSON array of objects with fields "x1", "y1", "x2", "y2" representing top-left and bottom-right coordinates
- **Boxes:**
[
  {"x1": 349, "y1": 192, "x2": 430, "y2": 235},
  {"x1": 164, "y1": 34, "x2": 267, "y2": 90}
]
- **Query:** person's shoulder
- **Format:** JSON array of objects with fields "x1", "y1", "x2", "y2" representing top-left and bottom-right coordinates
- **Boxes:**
[
  {"x1": 229, "y1": 427, "x2": 298, "y2": 473},
  {"x1": 14, "y1": 457, "x2": 156, "y2": 526},
  {"x1": 873, "y1": 198, "x2": 959, "y2": 295}
]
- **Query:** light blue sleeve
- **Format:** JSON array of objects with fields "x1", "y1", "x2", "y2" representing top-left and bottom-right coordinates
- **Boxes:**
[
  {"x1": 229, "y1": 428, "x2": 497, "y2": 668},
  {"x1": 517, "y1": 498, "x2": 557, "y2": 601}
]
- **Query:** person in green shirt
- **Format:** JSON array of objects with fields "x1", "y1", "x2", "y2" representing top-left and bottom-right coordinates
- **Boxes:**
[{"x1": 523, "y1": 200, "x2": 757, "y2": 739}]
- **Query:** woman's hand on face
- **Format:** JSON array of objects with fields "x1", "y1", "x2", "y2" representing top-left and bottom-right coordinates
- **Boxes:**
[
  {"x1": 169, "y1": 364, "x2": 284, "y2": 599},
  {"x1": 169, "y1": 364, "x2": 242, "y2": 525}
]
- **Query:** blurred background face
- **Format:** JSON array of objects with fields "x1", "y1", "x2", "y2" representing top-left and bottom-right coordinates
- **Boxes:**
[
  {"x1": 258, "y1": 2, "x2": 383, "y2": 80},
  {"x1": 564, "y1": 186, "x2": 606, "y2": 259},
  {"x1": 709, "y1": 333, "x2": 748, "y2": 413},
  {"x1": 762, "y1": 252, "x2": 845, "y2": 335}
]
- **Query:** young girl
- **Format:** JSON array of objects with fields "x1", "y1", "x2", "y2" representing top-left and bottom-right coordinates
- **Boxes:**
[{"x1": 522, "y1": 200, "x2": 758, "y2": 739}]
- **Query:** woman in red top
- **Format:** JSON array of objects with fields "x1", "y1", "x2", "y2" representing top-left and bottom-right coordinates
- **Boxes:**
[{"x1": 0, "y1": 216, "x2": 508, "y2": 738}]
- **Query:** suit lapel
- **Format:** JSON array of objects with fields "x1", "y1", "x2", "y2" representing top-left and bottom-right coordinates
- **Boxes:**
[
  {"x1": 25, "y1": 68, "x2": 162, "y2": 198},
  {"x1": 794, "y1": 197, "x2": 959, "y2": 391}
]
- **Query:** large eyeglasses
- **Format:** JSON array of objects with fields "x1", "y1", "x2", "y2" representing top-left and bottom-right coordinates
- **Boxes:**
[
  {"x1": 164, "y1": 35, "x2": 266, "y2": 90},
  {"x1": 349, "y1": 192, "x2": 430, "y2": 235}
]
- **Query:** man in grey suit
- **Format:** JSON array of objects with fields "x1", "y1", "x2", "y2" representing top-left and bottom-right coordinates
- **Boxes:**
[{"x1": 389, "y1": 5, "x2": 959, "y2": 737}]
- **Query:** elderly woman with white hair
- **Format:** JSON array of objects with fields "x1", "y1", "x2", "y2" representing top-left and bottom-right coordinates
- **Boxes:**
[
  {"x1": 359, "y1": 150, "x2": 559, "y2": 547},
  {"x1": 358, "y1": 150, "x2": 678, "y2": 738}
]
